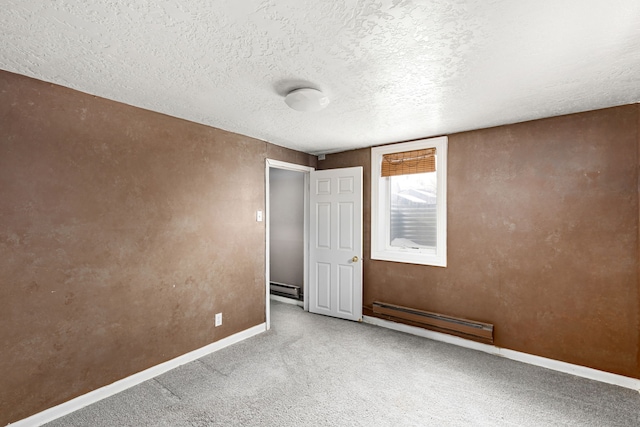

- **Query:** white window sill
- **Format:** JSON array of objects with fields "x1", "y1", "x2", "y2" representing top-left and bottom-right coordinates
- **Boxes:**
[{"x1": 371, "y1": 250, "x2": 447, "y2": 267}]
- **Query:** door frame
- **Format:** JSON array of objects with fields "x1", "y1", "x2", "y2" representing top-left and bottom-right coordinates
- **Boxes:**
[{"x1": 265, "y1": 159, "x2": 314, "y2": 330}]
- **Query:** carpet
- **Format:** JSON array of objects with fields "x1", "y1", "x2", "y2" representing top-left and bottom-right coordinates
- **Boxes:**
[{"x1": 45, "y1": 300, "x2": 640, "y2": 426}]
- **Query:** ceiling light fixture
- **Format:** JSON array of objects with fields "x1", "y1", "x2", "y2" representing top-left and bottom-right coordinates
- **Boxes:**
[{"x1": 284, "y1": 88, "x2": 329, "y2": 112}]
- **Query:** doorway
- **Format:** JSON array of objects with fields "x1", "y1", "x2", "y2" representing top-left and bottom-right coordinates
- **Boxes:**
[{"x1": 265, "y1": 159, "x2": 313, "y2": 330}]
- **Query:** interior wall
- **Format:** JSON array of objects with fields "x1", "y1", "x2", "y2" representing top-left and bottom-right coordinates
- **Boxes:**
[
  {"x1": 319, "y1": 105, "x2": 640, "y2": 379},
  {"x1": 269, "y1": 169, "x2": 305, "y2": 287},
  {"x1": 0, "y1": 70, "x2": 316, "y2": 426}
]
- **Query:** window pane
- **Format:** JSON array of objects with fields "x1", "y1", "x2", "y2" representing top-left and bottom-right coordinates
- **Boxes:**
[{"x1": 389, "y1": 172, "x2": 437, "y2": 248}]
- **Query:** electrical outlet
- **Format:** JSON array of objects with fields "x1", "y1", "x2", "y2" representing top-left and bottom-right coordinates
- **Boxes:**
[{"x1": 215, "y1": 312, "x2": 222, "y2": 327}]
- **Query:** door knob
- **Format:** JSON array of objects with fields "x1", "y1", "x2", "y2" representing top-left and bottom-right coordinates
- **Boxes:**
[{"x1": 351, "y1": 256, "x2": 359, "y2": 262}]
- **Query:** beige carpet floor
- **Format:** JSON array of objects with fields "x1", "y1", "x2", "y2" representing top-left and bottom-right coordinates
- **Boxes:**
[{"x1": 46, "y1": 299, "x2": 640, "y2": 426}]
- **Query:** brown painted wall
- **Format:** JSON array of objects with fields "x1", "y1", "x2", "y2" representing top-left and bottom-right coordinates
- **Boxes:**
[
  {"x1": 0, "y1": 71, "x2": 315, "y2": 425},
  {"x1": 320, "y1": 105, "x2": 640, "y2": 379},
  {"x1": 638, "y1": 106, "x2": 640, "y2": 378}
]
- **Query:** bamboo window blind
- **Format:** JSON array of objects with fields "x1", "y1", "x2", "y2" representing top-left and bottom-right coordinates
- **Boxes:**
[{"x1": 380, "y1": 148, "x2": 436, "y2": 177}]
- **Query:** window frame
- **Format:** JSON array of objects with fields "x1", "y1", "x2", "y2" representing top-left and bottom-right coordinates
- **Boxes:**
[{"x1": 371, "y1": 136, "x2": 448, "y2": 267}]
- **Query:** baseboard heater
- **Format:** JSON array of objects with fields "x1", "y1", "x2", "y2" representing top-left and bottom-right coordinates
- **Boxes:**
[
  {"x1": 270, "y1": 282, "x2": 302, "y2": 300},
  {"x1": 372, "y1": 301, "x2": 494, "y2": 344}
]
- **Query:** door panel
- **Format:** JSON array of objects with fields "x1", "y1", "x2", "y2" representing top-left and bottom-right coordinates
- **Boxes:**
[
  {"x1": 338, "y1": 265, "x2": 354, "y2": 314},
  {"x1": 316, "y1": 202, "x2": 331, "y2": 249},
  {"x1": 338, "y1": 202, "x2": 354, "y2": 250},
  {"x1": 316, "y1": 262, "x2": 331, "y2": 309},
  {"x1": 309, "y1": 167, "x2": 363, "y2": 321}
]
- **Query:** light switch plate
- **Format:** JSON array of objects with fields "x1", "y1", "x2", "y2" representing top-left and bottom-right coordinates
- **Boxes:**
[{"x1": 256, "y1": 210, "x2": 263, "y2": 222}]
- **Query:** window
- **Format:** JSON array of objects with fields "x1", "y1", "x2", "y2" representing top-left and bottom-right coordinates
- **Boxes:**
[{"x1": 371, "y1": 137, "x2": 447, "y2": 266}]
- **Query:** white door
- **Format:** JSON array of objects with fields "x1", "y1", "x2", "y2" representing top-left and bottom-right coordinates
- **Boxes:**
[{"x1": 309, "y1": 167, "x2": 363, "y2": 321}]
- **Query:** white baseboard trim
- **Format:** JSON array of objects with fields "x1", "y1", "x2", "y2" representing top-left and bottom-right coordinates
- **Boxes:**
[
  {"x1": 270, "y1": 294, "x2": 304, "y2": 307},
  {"x1": 363, "y1": 315, "x2": 640, "y2": 392},
  {"x1": 8, "y1": 323, "x2": 267, "y2": 427}
]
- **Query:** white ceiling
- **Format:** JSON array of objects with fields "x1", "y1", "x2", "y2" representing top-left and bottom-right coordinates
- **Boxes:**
[{"x1": 2, "y1": 1, "x2": 639, "y2": 155}]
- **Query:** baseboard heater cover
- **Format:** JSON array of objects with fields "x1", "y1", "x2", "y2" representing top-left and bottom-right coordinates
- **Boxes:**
[
  {"x1": 270, "y1": 282, "x2": 301, "y2": 299},
  {"x1": 372, "y1": 301, "x2": 494, "y2": 344}
]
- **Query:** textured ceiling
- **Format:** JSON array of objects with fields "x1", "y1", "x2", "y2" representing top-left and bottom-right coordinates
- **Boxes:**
[{"x1": 2, "y1": 1, "x2": 640, "y2": 154}]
